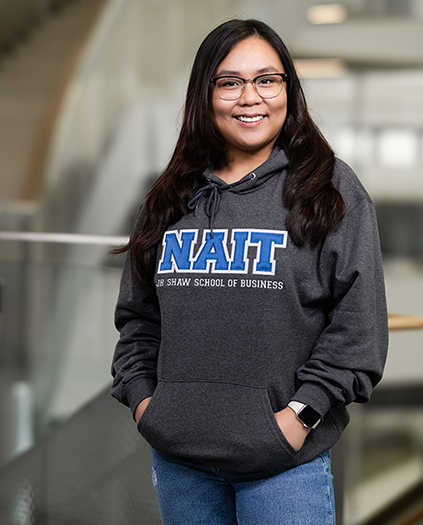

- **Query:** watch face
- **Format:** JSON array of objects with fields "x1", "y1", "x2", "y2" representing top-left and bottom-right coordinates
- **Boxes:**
[{"x1": 298, "y1": 405, "x2": 321, "y2": 427}]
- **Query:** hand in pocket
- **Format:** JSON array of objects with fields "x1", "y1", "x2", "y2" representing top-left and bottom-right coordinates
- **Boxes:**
[
  {"x1": 273, "y1": 407, "x2": 310, "y2": 451},
  {"x1": 135, "y1": 396, "x2": 152, "y2": 424}
]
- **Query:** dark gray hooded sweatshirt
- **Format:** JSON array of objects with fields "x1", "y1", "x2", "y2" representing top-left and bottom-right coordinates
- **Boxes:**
[{"x1": 111, "y1": 147, "x2": 388, "y2": 474}]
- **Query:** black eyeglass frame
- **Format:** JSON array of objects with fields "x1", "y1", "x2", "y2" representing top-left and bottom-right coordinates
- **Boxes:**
[{"x1": 210, "y1": 73, "x2": 289, "y2": 100}]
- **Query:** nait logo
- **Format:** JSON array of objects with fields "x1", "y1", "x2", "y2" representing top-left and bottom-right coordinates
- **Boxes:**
[{"x1": 158, "y1": 229, "x2": 287, "y2": 276}]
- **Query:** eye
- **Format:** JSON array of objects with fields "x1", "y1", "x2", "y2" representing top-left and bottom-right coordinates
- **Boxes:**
[
  {"x1": 217, "y1": 77, "x2": 242, "y2": 89},
  {"x1": 257, "y1": 75, "x2": 277, "y2": 86}
]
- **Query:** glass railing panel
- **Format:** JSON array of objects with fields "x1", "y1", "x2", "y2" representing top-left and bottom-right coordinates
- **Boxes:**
[
  {"x1": 0, "y1": 388, "x2": 161, "y2": 525},
  {"x1": 0, "y1": 234, "x2": 126, "y2": 468}
]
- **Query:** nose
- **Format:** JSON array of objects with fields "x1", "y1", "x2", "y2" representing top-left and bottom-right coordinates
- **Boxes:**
[{"x1": 239, "y1": 80, "x2": 261, "y2": 104}]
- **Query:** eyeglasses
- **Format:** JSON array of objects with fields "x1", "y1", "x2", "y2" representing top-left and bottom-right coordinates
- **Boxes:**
[{"x1": 210, "y1": 73, "x2": 288, "y2": 101}]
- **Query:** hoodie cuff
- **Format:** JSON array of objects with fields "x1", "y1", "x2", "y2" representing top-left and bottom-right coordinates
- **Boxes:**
[
  {"x1": 292, "y1": 383, "x2": 332, "y2": 418},
  {"x1": 124, "y1": 376, "x2": 157, "y2": 420}
]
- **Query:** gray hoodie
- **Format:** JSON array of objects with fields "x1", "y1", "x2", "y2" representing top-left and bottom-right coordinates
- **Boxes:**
[{"x1": 111, "y1": 147, "x2": 388, "y2": 474}]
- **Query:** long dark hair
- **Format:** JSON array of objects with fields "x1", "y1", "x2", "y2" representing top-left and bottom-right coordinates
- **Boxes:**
[{"x1": 116, "y1": 19, "x2": 345, "y2": 293}]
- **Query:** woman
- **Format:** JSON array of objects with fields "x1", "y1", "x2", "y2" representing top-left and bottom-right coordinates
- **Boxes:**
[{"x1": 111, "y1": 19, "x2": 388, "y2": 524}]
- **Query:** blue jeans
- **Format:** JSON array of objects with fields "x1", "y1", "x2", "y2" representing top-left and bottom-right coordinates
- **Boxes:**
[{"x1": 150, "y1": 449, "x2": 335, "y2": 524}]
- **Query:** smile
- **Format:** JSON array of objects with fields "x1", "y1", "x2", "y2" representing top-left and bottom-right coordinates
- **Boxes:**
[{"x1": 235, "y1": 115, "x2": 265, "y2": 123}]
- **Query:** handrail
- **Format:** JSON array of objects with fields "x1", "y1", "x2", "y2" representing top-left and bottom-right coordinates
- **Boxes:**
[
  {"x1": 0, "y1": 231, "x2": 128, "y2": 246},
  {"x1": 388, "y1": 314, "x2": 423, "y2": 330},
  {"x1": 2, "y1": 234, "x2": 422, "y2": 326}
]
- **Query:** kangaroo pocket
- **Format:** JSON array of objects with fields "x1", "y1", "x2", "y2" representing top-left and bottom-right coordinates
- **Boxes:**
[{"x1": 138, "y1": 380, "x2": 298, "y2": 474}]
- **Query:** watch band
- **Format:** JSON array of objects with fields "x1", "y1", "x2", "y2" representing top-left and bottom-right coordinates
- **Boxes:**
[{"x1": 288, "y1": 401, "x2": 321, "y2": 430}]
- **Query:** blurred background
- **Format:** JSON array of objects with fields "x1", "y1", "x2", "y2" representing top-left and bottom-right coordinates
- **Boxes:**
[{"x1": 0, "y1": 0, "x2": 422, "y2": 523}]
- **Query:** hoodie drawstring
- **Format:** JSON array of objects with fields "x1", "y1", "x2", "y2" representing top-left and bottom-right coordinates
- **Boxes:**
[
  {"x1": 188, "y1": 181, "x2": 222, "y2": 237},
  {"x1": 188, "y1": 173, "x2": 257, "y2": 236}
]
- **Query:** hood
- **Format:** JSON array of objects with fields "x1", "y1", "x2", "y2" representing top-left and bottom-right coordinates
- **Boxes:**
[
  {"x1": 188, "y1": 147, "x2": 289, "y2": 233},
  {"x1": 204, "y1": 146, "x2": 289, "y2": 194}
]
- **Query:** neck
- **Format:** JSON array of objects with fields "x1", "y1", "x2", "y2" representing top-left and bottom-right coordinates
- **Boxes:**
[{"x1": 214, "y1": 146, "x2": 273, "y2": 184}]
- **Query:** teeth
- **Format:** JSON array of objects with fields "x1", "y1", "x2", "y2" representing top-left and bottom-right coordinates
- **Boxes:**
[{"x1": 237, "y1": 115, "x2": 264, "y2": 123}]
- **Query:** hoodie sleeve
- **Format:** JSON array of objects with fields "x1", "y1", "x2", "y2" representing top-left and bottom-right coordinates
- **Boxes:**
[
  {"x1": 110, "y1": 207, "x2": 161, "y2": 418},
  {"x1": 293, "y1": 194, "x2": 389, "y2": 418}
]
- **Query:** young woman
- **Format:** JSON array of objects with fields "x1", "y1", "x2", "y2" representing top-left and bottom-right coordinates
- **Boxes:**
[{"x1": 111, "y1": 19, "x2": 388, "y2": 524}]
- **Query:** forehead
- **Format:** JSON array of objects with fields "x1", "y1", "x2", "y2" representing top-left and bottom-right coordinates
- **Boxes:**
[{"x1": 215, "y1": 36, "x2": 284, "y2": 75}]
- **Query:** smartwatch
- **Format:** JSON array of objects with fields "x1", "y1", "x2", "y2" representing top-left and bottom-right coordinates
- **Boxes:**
[{"x1": 288, "y1": 401, "x2": 321, "y2": 430}]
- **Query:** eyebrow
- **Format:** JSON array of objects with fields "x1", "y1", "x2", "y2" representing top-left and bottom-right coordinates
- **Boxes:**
[{"x1": 214, "y1": 66, "x2": 280, "y2": 77}]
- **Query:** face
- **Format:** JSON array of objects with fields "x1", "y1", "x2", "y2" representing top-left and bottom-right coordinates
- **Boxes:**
[{"x1": 210, "y1": 36, "x2": 287, "y2": 163}]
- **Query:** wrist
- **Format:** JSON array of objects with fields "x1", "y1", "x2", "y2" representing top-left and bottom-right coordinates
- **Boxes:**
[
  {"x1": 274, "y1": 407, "x2": 310, "y2": 451},
  {"x1": 287, "y1": 401, "x2": 321, "y2": 430},
  {"x1": 135, "y1": 396, "x2": 152, "y2": 423}
]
